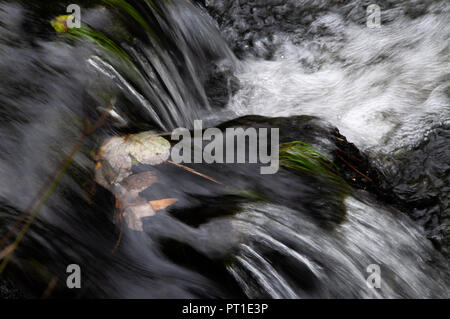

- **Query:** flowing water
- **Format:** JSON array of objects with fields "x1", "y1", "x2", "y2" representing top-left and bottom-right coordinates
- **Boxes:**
[{"x1": 0, "y1": 0, "x2": 449, "y2": 298}]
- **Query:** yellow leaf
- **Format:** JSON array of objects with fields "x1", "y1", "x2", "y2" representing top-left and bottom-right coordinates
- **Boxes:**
[{"x1": 50, "y1": 15, "x2": 72, "y2": 33}]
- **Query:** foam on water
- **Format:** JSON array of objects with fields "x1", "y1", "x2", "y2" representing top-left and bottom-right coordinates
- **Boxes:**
[{"x1": 227, "y1": 4, "x2": 450, "y2": 153}]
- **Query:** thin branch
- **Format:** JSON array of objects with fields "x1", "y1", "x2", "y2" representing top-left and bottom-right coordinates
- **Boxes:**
[{"x1": 167, "y1": 160, "x2": 223, "y2": 185}]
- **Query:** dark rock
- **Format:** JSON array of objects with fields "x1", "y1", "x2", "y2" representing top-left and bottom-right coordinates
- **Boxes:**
[
  {"x1": 379, "y1": 124, "x2": 450, "y2": 256},
  {"x1": 0, "y1": 277, "x2": 23, "y2": 299},
  {"x1": 199, "y1": 0, "x2": 437, "y2": 58}
]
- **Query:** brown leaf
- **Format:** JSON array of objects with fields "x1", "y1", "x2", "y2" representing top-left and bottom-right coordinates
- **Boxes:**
[
  {"x1": 149, "y1": 198, "x2": 178, "y2": 212},
  {"x1": 120, "y1": 171, "x2": 157, "y2": 192}
]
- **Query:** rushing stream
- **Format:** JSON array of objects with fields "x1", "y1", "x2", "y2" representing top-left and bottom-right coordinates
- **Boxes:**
[{"x1": 0, "y1": 0, "x2": 449, "y2": 298}]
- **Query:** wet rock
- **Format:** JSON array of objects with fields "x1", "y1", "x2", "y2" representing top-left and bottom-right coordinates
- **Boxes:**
[
  {"x1": 204, "y1": 62, "x2": 240, "y2": 109},
  {"x1": 380, "y1": 124, "x2": 450, "y2": 256},
  {"x1": 0, "y1": 277, "x2": 23, "y2": 299}
]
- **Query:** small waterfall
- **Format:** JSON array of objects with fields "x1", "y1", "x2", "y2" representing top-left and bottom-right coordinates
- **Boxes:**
[
  {"x1": 67, "y1": 0, "x2": 237, "y2": 131},
  {"x1": 226, "y1": 197, "x2": 449, "y2": 298}
]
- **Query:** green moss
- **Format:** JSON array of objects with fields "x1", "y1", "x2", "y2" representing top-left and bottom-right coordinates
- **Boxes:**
[
  {"x1": 234, "y1": 189, "x2": 266, "y2": 201},
  {"x1": 280, "y1": 141, "x2": 336, "y2": 174},
  {"x1": 51, "y1": 15, "x2": 132, "y2": 65},
  {"x1": 50, "y1": 0, "x2": 163, "y2": 64},
  {"x1": 280, "y1": 141, "x2": 351, "y2": 195},
  {"x1": 74, "y1": 27, "x2": 131, "y2": 60},
  {"x1": 280, "y1": 141, "x2": 352, "y2": 226}
]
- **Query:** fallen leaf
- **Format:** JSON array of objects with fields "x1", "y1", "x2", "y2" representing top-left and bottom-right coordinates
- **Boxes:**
[
  {"x1": 97, "y1": 132, "x2": 170, "y2": 183},
  {"x1": 120, "y1": 171, "x2": 157, "y2": 193},
  {"x1": 96, "y1": 148, "x2": 105, "y2": 158},
  {"x1": 50, "y1": 15, "x2": 72, "y2": 33},
  {"x1": 123, "y1": 203, "x2": 156, "y2": 231},
  {"x1": 149, "y1": 198, "x2": 178, "y2": 212}
]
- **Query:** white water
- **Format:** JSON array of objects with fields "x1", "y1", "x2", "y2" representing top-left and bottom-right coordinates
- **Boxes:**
[
  {"x1": 229, "y1": 196, "x2": 449, "y2": 298},
  {"x1": 227, "y1": 5, "x2": 450, "y2": 153}
]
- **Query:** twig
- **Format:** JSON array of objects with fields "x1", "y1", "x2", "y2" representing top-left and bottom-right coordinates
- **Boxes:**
[
  {"x1": 167, "y1": 160, "x2": 223, "y2": 185},
  {"x1": 41, "y1": 276, "x2": 59, "y2": 299},
  {"x1": 334, "y1": 150, "x2": 373, "y2": 182},
  {"x1": 112, "y1": 220, "x2": 124, "y2": 254}
]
